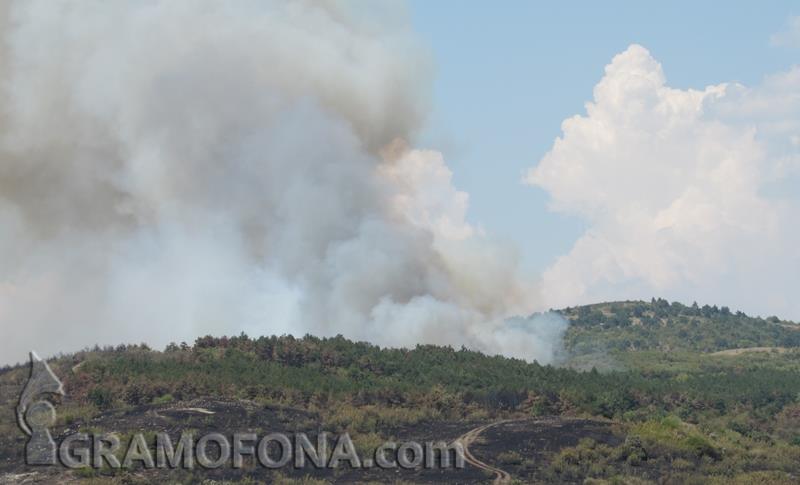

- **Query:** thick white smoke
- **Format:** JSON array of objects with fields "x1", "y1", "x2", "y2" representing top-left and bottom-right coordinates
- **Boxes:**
[{"x1": 0, "y1": 1, "x2": 565, "y2": 364}]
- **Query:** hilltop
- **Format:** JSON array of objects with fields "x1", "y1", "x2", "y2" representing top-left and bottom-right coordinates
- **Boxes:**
[
  {"x1": 1, "y1": 299, "x2": 800, "y2": 484},
  {"x1": 561, "y1": 298, "x2": 800, "y2": 355}
]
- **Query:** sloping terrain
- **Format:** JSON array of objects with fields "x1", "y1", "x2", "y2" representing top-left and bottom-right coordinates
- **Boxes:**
[
  {"x1": 561, "y1": 299, "x2": 800, "y2": 355},
  {"x1": 1, "y1": 299, "x2": 800, "y2": 483}
]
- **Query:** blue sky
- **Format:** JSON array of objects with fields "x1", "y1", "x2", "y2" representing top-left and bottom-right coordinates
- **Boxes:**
[
  {"x1": 409, "y1": 1, "x2": 799, "y2": 274},
  {"x1": 2, "y1": 1, "x2": 799, "y2": 362}
]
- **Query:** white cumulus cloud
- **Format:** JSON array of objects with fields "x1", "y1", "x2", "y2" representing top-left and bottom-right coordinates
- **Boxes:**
[{"x1": 526, "y1": 44, "x2": 800, "y2": 319}]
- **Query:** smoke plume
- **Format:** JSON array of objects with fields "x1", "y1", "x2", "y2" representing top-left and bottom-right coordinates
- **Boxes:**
[{"x1": 0, "y1": 1, "x2": 565, "y2": 364}]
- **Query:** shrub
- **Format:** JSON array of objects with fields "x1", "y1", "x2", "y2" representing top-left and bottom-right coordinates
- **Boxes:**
[
  {"x1": 497, "y1": 450, "x2": 524, "y2": 465},
  {"x1": 87, "y1": 386, "x2": 114, "y2": 410}
]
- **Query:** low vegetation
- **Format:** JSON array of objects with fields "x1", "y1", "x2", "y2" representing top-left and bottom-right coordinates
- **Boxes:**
[{"x1": 1, "y1": 299, "x2": 799, "y2": 483}]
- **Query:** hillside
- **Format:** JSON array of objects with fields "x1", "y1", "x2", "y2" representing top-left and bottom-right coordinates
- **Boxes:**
[
  {"x1": 561, "y1": 298, "x2": 800, "y2": 355},
  {"x1": 2, "y1": 300, "x2": 800, "y2": 484}
]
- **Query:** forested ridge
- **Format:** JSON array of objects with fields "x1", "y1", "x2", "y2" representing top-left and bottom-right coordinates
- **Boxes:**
[
  {"x1": 3, "y1": 299, "x2": 800, "y2": 483},
  {"x1": 562, "y1": 298, "x2": 800, "y2": 354}
]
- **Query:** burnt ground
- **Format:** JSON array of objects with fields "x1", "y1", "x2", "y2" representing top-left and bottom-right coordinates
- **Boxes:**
[
  {"x1": 464, "y1": 418, "x2": 708, "y2": 484},
  {"x1": 0, "y1": 398, "x2": 489, "y2": 484},
  {"x1": 0, "y1": 398, "x2": 636, "y2": 484},
  {"x1": 470, "y1": 417, "x2": 625, "y2": 483}
]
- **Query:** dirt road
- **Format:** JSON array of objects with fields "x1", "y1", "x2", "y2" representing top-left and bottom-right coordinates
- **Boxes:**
[{"x1": 453, "y1": 420, "x2": 515, "y2": 484}]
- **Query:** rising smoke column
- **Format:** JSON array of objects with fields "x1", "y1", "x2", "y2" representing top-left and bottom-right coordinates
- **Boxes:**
[{"x1": 0, "y1": 1, "x2": 565, "y2": 364}]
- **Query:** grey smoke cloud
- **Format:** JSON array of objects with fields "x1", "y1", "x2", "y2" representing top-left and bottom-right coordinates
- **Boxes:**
[{"x1": 0, "y1": 1, "x2": 566, "y2": 365}]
